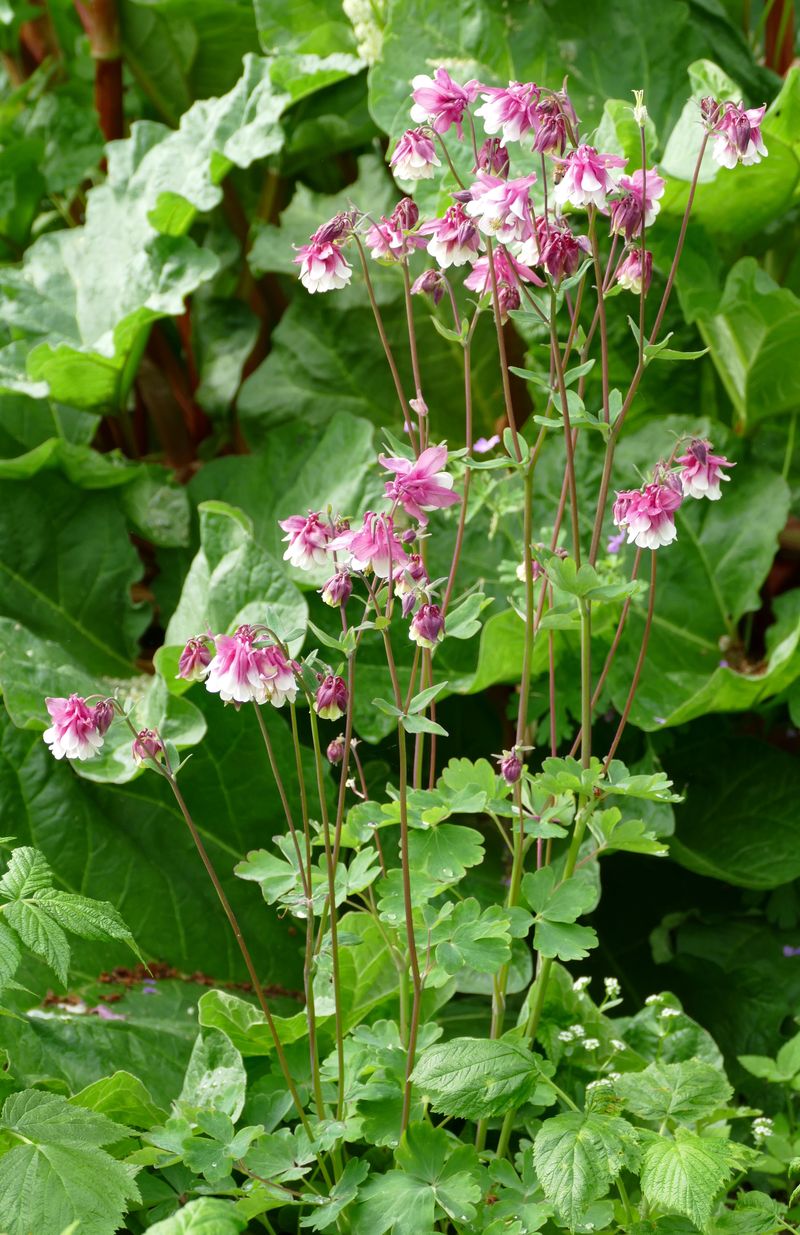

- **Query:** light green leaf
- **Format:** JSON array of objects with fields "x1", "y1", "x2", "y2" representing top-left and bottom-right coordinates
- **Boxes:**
[
  {"x1": 179, "y1": 1029, "x2": 247, "y2": 1120},
  {"x1": 145, "y1": 1197, "x2": 247, "y2": 1234},
  {"x1": 301, "y1": 1158, "x2": 369, "y2": 1230},
  {"x1": 197, "y1": 988, "x2": 308, "y2": 1056},
  {"x1": 71, "y1": 1071, "x2": 167, "y2": 1130},
  {"x1": 412, "y1": 1037, "x2": 543, "y2": 1119},
  {"x1": 640, "y1": 1129, "x2": 742, "y2": 1231},
  {"x1": 615, "y1": 1061, "x2": 732, "y2": 1123},
  {"x1": 534, "y1": 1112, "x2": 640, "y2": 1227},
  {"x1": 534, "y1": 919, "x2": 599, "y2": 962}
]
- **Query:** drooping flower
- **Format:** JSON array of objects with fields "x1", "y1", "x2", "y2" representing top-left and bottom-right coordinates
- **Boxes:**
[
  {"x1": 43, "y1": 695, "x2": 109, "y2": 761},
  {"x1": 379, "y1": 444, "x2": 459, "y2": 524},
  {"x1": 464, "y1": 173, "x2": 537, "y2": 244},
  {"x1": 464, "y1": 246, "x2": 543, "y2": 320},
  {"x1": 531, "y1": 94, "x2": 568, "y2": 155},
  {"x1": 473, "y1": 137, "x2": 509, "y2": 178},
  {"x1": 365, "y1": 198, "x2": 426, "y2": 261},
  {"x1": 394, "y1": 552, "x2": 429, "y2": 595},
  {"x1": 676, "y1": 439, "x2": 734, "y2": 501},
  {"x1": 390, "y1": 127, "x2": 441, "y2": 180},
  {"x1": 328, "y1": 511, "x2": 408, "y2": 578},
  {"x1": 540, "y1": 224, "x2": 591, "y2": 282},
  {"x1": 278, "y1": 511, "x2": 333, "y2": 570},
  {"x1": 132, "y1": 729, "x2": 164, "y2": 764},
  {"x1": 475, "y1": 81, "x2": 540, "y2": 145},
  {"x1": 260, "y1": 645, "x2": 298, "y2": 708},
  {"x1": 293, "y1": 240, "x2": 352, "y2": 294},
  {"x1": 205, "y1": 626, "x2": 274, "y2": 706},
  {"x1": 612, "y1": 475, "x2": 683, "y2": 549},
  {"x1": 177, "y1": 636, "x2": 213, "y2": 682},
  {"x1": 327, "y1": 735, "x2": 346, "y2": 764},
  {"x1": 711, "y1": 102, "x2": 768, "y2": 168},
  {"x1": 409, "y1": 602, "x2": 445, "y2": 649},
  {"x1": 615, "y1": 248, "x2": 652, "y2": 294},
  {"x1": 497, "y1": 748, "x2": 523, "y2": 784},
  {"x1": 419, "y1": 202, "x2": 481, "y2": 268},
  {"x1": 93, "y1": 700, "x2": 115, "y2": 736},
  {"x1": 554, "y1": 145, "x2": 627, "y2": 210},
  {"x1": 410, "y1": 67, "x2": 480, "y2": 138},
  {"x1": 609, "y1": 168, "x2": 666, "y2": 239},
  {"x1": 315, "y1": 675, "x2": 348, "y2": 721},
  {"x1": 410, "y1": 268, "x2": 446, "y2": 305},
  {"x1": 320, "y1": 569, "x2": 353, "y2": 608}
]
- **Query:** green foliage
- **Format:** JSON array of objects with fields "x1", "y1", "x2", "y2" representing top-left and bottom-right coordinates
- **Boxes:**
[{"x1": 533, "y1": 1111, "x2": 641, "y2": 1227}]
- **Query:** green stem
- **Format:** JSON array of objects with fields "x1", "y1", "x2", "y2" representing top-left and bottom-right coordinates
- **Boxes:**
[{"x1": 398, "y1": 722, "x2": 423, "y2": 1133}]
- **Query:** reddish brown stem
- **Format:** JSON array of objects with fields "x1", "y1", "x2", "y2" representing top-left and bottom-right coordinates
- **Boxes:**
[
  {"x1": 604, "y1": 551, "x2": 657, "y2": 767},
  {"x1": 74, "y1": 0, "x2": 123, "y2": 142}
]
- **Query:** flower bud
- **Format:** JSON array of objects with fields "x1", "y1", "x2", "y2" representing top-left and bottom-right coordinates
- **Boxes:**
[
  {"x1": 132, "y1": 729, "x2": 164, "y2": 764},
  {"x1": 93, "y1": 699, "x2": 115, "y2": 736},
  {"x1": 410, "y1": 268, "x2": 446, "y2": 305},
  {"x1": 409, "y1": 602, "x2": 445, "y2": 649},
  {"x1": 498, "y1": 748, "x2": 523, "y2": 784},
  {"x1": 473, "y1": 137, "x2": 510, "y2": 178},
  {"x1": 320, "y1": 570, "x2": 353, "y2": 608},
  {"x1": 315, "y1": 675, "x2": 348, "y2": 721},
  {"x1": 327, "y1": 736, "x2": 346, "y2": 764},
  {"x1": 177, "y1": 636, "x2": 212, "y2": 682},
  {"x1": 313, "y1": 211, "x2": 356, "y2": 244},
  {"x1": 631, "y1": 89, "x2": 648, "y2": 127},
  {"x1": 391, "y1": 197, "x2": 419, "y2": 231}
]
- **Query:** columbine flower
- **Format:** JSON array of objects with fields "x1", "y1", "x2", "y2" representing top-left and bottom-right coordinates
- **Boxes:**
[
  {"x1": 531, "y1": 95, "x2": 567, "y2": 155},
  {"x1": 379, "y1": 444, "x2": 459, "y2": 524},
  {"x1": 613, "y1": 476, "x2": 683, "y2": 550},
  {"x1": 475, "y1": 81, "x2": 540, "y2": 145},
  {"x1": 464, "y1": 246, "x2": 543, "y2": 320},
  {"x1": 327, "y1": 736, "x2": 346, "y2": 764},
  {"x1": 394, "y1": 553, "x2": 429, "y2": 595},
  {"x1": 497, "y1": 748, "x2": 523, "y2": 784},
  {"x1": 411, "y1": 268, "x2": 446, "y2": 304},
  {"x1": 178, "y1": 636, "x2": 213, "y2": 682},
  {"x1": 315, "y1": 675, "x2": 348, "y2": 722},
  {"x1": 409, "y1": 603, "x2": 445, "y2": 649},
  {"x1": 609, "y1": 168, "x2": 666, "y2": 239},
  {"x1": 540, "y1": 224, "x2": 591, "y2": 282},
  {"x1": 390, "y1": 127, "x2": 441, "y2": 180},
  {"x1": 329, "y1": 511, "x2": 408, "y2": 578},
  {"x1": 676, "y1": 439, "x2": 734, "y2": 501},
  {"x1": 260, "y1": 645, "x2": 298, "y2": 708},
  {"x1": 205, "y1": 625, "x2": 273, "y2": 706},
  {"x1": 615, "y1": 248, "x2": 652, "y2": 294},
  {"x1": 132, "y1": 729, "x2": 164, "y2": 764},
  {"x1": 293, "y1": 239, "x2": 352, "y2": 294},
  {"x1": 320, "y1": 569, "x2": 353, "y2": 608},
  {"x1": 365, "y1": 199, "x2": 425, "y2": 261},
  {"x1": 410, "y1": 67, "x2": 479, "y2": 138},
  {"x1": 473, "y1": 137, "x2": 509, "y2": 177},
  {"x1": 419, "y1": 203, "x2": 481, "y2": 268},
  {"x1": 464, "y1": 173, "x2": 537, "y2": 244},
  {"x1": 43, "y1": 694, "x2": 109, "y2": 761},
  {"x1": 278, "y1": 511, "x2": 332, "y2": 570},
  {"x1": 554, "y1": 145, "x2": 626, "y2": 210},
  {"x1": 712, "y1": 102, "x2": 768, "y2": 168},
  {"x1": 473, "y1": 434, "x2": 500, "y2": 453}
]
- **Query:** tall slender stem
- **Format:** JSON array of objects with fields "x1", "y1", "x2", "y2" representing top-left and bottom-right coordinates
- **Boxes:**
[
  {"x1": 398, "y1": 722, "x2": 423, "y2": 1132},
  {"x1": 604, "y1": 551, "x2": 657, "y2": 766},
  {"x1": 402, "y1": 261, "x2": 426, "y2": 452},
  {"x1": 485, "y1": 239, "x2": 522, "y2": 462},
  {"x1": 549, "y1": 293, "x2": 581, "y2": 563}
]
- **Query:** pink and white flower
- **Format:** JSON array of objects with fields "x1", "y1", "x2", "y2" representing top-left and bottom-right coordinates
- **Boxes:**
[
  {"x1": 419, "y1": 203, "x2": 481, "y2": 268},
  {"x1": 132, "y1": 729, "x2": 163, "y2": 763},
  {"x1": 410, "y1": 67, "x2": 480, "y2": 138},
  {"x1": 475, "y1": 81, "x2": 540, "y2": 145},
  {"x1": 554, "y1": 145, "x2": 627, "y2": 210},
  {"x1": 393, "y1": 552, "x2": 429, "y2": 595},
  {"x1": 473, "y1": 137, "x2": 509, "y2": 178},
  {"x1": 464, "y1": 173, "x2": 537, "y2": 244},
  {"x1": 615, "y1": 248, "x2": 652, "y2": 294},
  {"x1": 712, "y1": 102, "x2": 768, "y2": 168},
  {"x1": 260, "y1": 645, "x2": 298, "y2": 708},
  {"x1": 278, "y1": 511, "x2": 332, "y2": 570},
  {"x1": 379, "y1": 444, "x2": 459, "y2": 524},
  {"x1": 676, "y1": 439, "x2": 734, "y2": 501},
  {"x1": 540, "y1": 224, "x2": 591, "y2": 282},
  {"x1": 178, "y1": 636, "x2": 213, "y2": 682},
  {"x1": 43, "y1": 694, "x2": 109, "y2": 761},
  {"x1": 411, "y1": 268, "x2": 447, "y2": 304},
  {"x1": 315, "y1": 675, "x2": 348, "y2": 721},
  {"x1": 410, "y1": 603, "x2": 445, "y2": 649},
  {"x1": 320, "y1": 569, "x2": 353, "y2": 607},
  {"x1": 390, "y1": 128, "x2": 441, "y2": 180},
  {"x1": 205, "y1": 625, "x2": 295, "y2": 707},
  {"x1": 609, "y1": 168, "x2": 666, "y2": 239},
  {"x1": 293, "y1": 240, "x2": 352, "y2": 294},
  {"x1": 464, "y1": 245, "x2": 542, "y2": 300},
  {"x1": 328, "y1": 511, "x2": 408, "y2": 578},
  {"x1": 531, "y1": 95, "x2": 568, "y2": 155},
  {"x1": 365, "y1": 199, "x2": 426, "y2": 262},
  {"x1": 612, "y1": 477, "x2": 683, "y2": 549}
]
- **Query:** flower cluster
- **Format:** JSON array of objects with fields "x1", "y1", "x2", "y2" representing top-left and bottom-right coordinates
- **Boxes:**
[
  {"x1": 43, "y1": 694, "x2": 113, "y2": 761},
  {"x1": 612, "y1": 439, "x2": 734, "y2": 550}
]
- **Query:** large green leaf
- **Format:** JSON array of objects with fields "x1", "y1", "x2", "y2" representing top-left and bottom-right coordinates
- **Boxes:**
[
  {"x1": 666, "y1": 732, "x2": 800, "y2": 889},
  {"x1": 146, "y1": 1197, "x2": 247, "y2": 1234},
  {"x1": 411, "y1": 1036, "x2": 543, "y2": 1119},
  {"x1": 615, "y1": 1060, "x2": 732, "y2": 1124},
  {"x1": 533, "y1": 1111, "x2": 640, "y2": 1228},
  {"x1": 0, "y1": 56, "x2": 289, "y2": 411},
  {"x1": 640, "y1": 1129, "x2": 744, "y2": 1231}
]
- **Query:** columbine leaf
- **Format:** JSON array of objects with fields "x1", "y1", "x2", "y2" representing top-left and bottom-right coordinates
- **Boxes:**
[
  {"x1": 428, "y1": 899, "x2": 514, "y2": 975},
  {"x1": 534, "y1": 919, "x2": 599, "y2": 962},
  {"x1": 640, "y1": 1129, "x2": 743, "y2": 1231},
  {"x1": 412, "y1": 1037, "x2": 543, "y2": 1120},
  {"x1": 301, "y1": 1159, "x2": 369, "y2": 1230},
  {"x1": 615, "y1": 1061, "x2": 732, "y2": 1124},
  {"x1": 533, "y1": 1112, "x2": 640, "y2": 1228}
]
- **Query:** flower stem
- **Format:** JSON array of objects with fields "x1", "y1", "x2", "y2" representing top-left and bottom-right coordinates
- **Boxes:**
[
  {"x1": 604, "y1": 550, "x2": 657, "y2": 766},
  {"x1": 398, "y1": 721, "x2": 423, "y2": 1133},
  {"x1": 485, "y1": 239, "x2": 523, "y2": 462}
]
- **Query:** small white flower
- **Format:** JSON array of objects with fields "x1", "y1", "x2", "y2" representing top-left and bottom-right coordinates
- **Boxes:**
[
  {"x1": 586, "y1": 1078, "x2": 611, "y2": 1091},
  {"x1": 569, "y1": 1023, "x2": 586, "y2": 1038},
  {"x1": 572, "y1": 976, "x2": 591, "y2": 993},
  {"x1": 583, "y1": 1038, "x2": 600, "y2": 1051},
  {"x1": 611, "y1": 1039, "x2": 626, "y2": 1052},
  {"x1": 752, "y1": 1117, "x2": 774, "y2": 1144},
  {"x1": 607, "y1": 1071, "x2": 621, "y2": 1081},
  {"x1": 660, "y1": 1006, "x2": 681, "y2": 1018},
  {"x1": 603, "y1": 977, "x2": 621, "y2": 998},
  {"x1": 558, "y1": 1030, "x2": 575, "y2": 1043},
  {"x1": 645, "y1": 994, "x2": 662, "y2": 1006}
]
